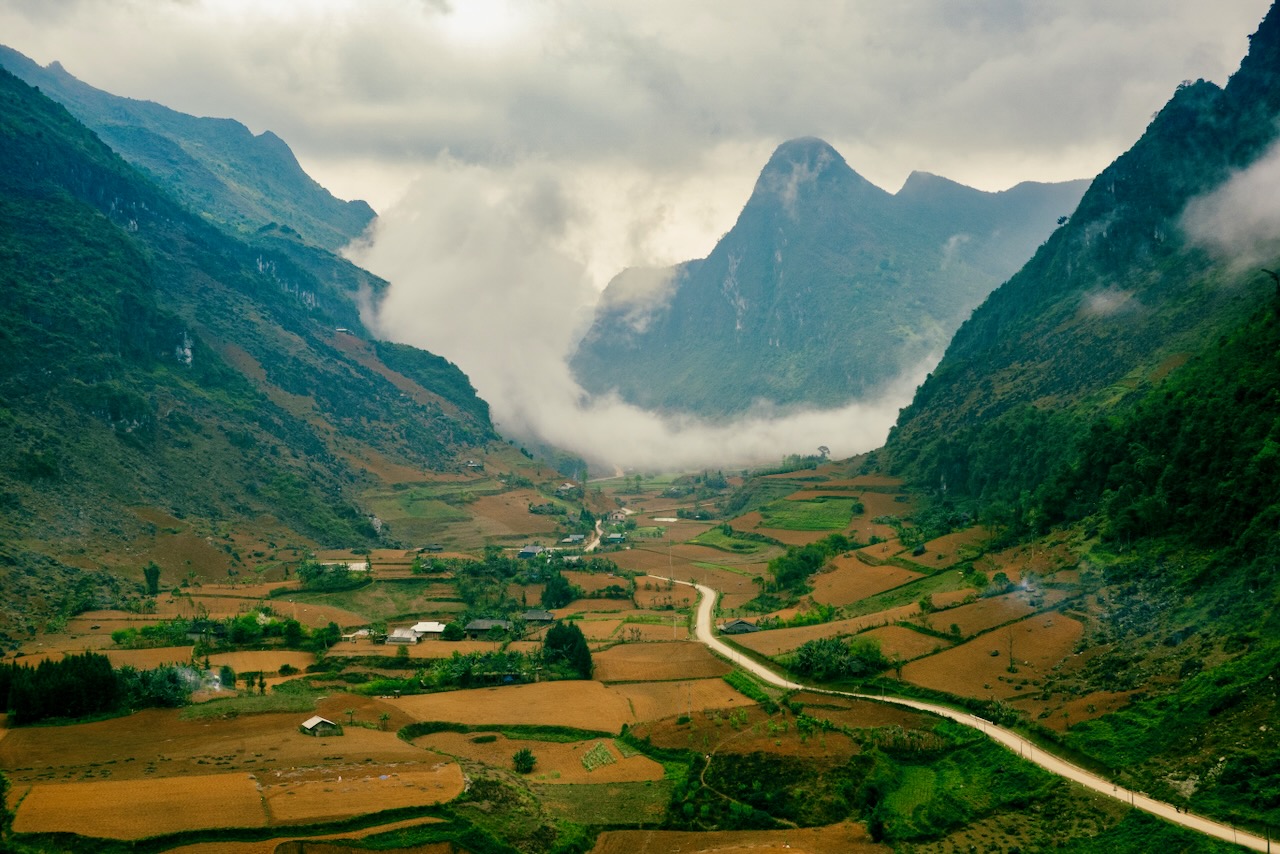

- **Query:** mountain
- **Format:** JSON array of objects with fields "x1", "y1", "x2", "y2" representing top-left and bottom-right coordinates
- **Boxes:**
[
  {"x1": 0, "y1": 45, "x2": 375, "y2": 252},
  {"x1": 570, "y1": 138, "x2": 1087, "y2": 417},
  {"x1": 0, "y1": 66, "x2": 494, "y2": 645},
  {"x1": 885, "y1": 2, "x2": 1280, "y2": 503},
  {"x1": 875, "y1": 2, "x2": 1280, "y2": 830}
]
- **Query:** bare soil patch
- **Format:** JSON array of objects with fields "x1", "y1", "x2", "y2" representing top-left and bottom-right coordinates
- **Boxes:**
[
  {"x1": 395, "y1": 682, "x2": 633, "y2": 731},
  {"x1": 634, "y1": 707, "x2": 858, "y2": 759},
  {"x1": 467, "y1": 490, "x2": 560, "y2": 535},
  {"x1": 209, "y1": 650, "x2": 316, "y2": 674},
  {"x1": 789, "y1": 693, "x2": 932, "y2": 731},
  {"x1": 593, "y1": 642, "x2": 731, "y2": 683},
  {"x1": 857, "y1": 625, "x2": 954, "y2": 662},
  {"x1": 576, "y1": 619, "x2": 626, "y2": 641},
  {"x1": 610, "y1": 678, "x2": 754, "y2": 722},
  {"x1": 854, "y1": 540, "x2": 905, "y2": 565},
  {"x1": 261, "y1": 761, "x2": 463, "y2": 824},
  {"x1": 811, "y1": 557, "x2": 922, "y2": 606},
  {"x1": 13, "y1": 773, "x2": 266, "y2": 838},
  {"x1": 417, "y1": 732, "x2": 663, "y2": 784},
  {"x1": 590, "y1": 821, "x2": 887, "y2": 853},
  {"x1": 922, "y1": 592, "x2": 1038, "y2": 636},
  {"x1": 900, "y1": 613, "x2": 1084, "y2": 702},
  {"x1": 907, "y1": 527, "x2": 992, "y2": 569},
  {"x1": 564, "y1": 570, "x2": 629, "y2": 593},
  {"x1": 731, "y1": 605, "x2": 918, "y2": 657}
]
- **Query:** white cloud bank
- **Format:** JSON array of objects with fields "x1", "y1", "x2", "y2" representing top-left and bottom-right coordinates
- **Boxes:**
[{"x1": 1182, "y1": 139, "x2": 1280, "y2": 270}]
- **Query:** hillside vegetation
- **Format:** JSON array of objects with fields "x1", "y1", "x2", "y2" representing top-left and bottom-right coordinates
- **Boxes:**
[{"x1": 0, "y1": 66, "x2": 494, "y2": 645}]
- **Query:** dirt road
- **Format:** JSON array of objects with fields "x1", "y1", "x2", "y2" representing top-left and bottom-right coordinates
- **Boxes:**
[{"x1": 658, "y1": 575, "x2": 1272, "y2": 853}]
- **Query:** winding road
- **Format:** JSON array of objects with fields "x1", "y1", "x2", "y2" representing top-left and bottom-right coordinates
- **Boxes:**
[{"x1": 656, "y1": 575, "x2": 1272, "y2": 852}]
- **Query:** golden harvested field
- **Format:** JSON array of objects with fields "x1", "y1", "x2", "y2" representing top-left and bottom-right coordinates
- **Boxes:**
[
  {"x1": 610, "y1": 678, "x2": 752, "y2": 722},
  {"x1": 923, "y1": 592, "x2": 1038, "y2": 636},
  {"x1": 0, "y1": 702, "x2": 427, "y2": 786},
  {"x1": 327, "y1": 640, "x2": 541, "y2": 660},
  {"x1": 575, "y1": 619, "x2": 629, "y2": 641},
  {"x1": 906, "y1": 527, "x2": 992, "y2": 569},
  {"x1": 591, "y1": 821, "x2": 888, "y2": 853},
  {"x1": 619, "y1": 622, "x2": 691, "y2": 642},
  {"x1": 261, "y1": 762, "x2": 463, "y2": 823},
  {"x1": 564, "y1": 570, "x2": 629, "y2": 593},
  {"x1": 900, "y1": 613, "x2": 1084, "y2": 701},
  {"x1": 593, "y1": 641, "x2": 731, "y2": 682},
  {"x1": 633, "y1": 584, "x2": 697, "y2": 610},
  {"x1": 555, "y1": 598, "x2": 638, "y2": 616},
  {"x1": 468, "y1": 490, "x2": 561, "y2": 535},
  {"x1": 417, "y1": 732, "x2": 664, "y2": 784},
  {"x1": 395, "y1": 677, "x2": 751, "y2": 730},
  {"x1": 209, "y1": 650, "x2": 315, "y2": 673},
  {"x1": 731, "y1": 605, "x2": 918, "y2": 657},
  {"x1": 854, "y1": 540, "x2": 905, "y2": 565},
  {"x1": 1046, "y1": 690, "x2": 1140, "y2": 732},
  {"x1": 978, "y1": 541, "x2": 1078, "y2": 579},
  {"x1": 165, "y1": 818, "x2": 449, "y2": 854},
  {"x1": 810, "y1": 557, "x2": 922, "y2": 606},
  {"x1": 857, "y1": 625, "x2": 953, "y2": 662},
  {"x1": 396, "y1": 681, "x2": 634, "y2": 731},
  {"x1": 13, "y1": 773, "x2": 266, "y2": 838},
  {"x1": 925, "y1": 589, "x2": 1071, "y2": 637}
]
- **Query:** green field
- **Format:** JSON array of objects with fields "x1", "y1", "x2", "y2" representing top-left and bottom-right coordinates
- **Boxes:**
[
  {"x1": 758, "y1": 497, "x2": 858, "y2": 531},
  {"x1": 690, "y1": 528, "x2": 768, "y2": 554}
]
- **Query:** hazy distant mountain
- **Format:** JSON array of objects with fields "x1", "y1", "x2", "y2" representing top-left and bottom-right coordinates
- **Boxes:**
[
  {"x1": 0, "y1": 44, "x2": 375, "y2": 252},
  {"x1": 0, "y1": 66, "x2": 492, "y2": 641},
  {"x1": 570, "y1": 138, "x2": 1087, "y2": 417}
]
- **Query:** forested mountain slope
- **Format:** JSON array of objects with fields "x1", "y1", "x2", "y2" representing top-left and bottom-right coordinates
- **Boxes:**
[
  {"x1": 0, "y1": 67, "x2": 493, "y2": 647},
  {"x1": 886, "y1": 4, "x2": 1280, "y2": 502},
  {"x1": 571, "y1": 137, "x2": 1086, "y2": 418},
  {"x1": 0, "y1": 45, "x2": 375, "y2": 252}
]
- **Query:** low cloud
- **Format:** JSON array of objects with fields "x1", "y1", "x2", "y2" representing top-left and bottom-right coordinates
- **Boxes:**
[
  {"x1": 1181, "y1": 139, "x2": 1280, "y2": 270},
  {"x1": 354, "y1": 156, "x2": 929, "y2": 471},
  {"x1": 1079, "y1": 288, "x2": 1139, "y2": 318},
  {"x1": 595, "y1": 266, "x2": 680, "y2": 334}
]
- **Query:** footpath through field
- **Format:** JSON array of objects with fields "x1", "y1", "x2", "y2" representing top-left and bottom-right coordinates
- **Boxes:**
[{"x1": 655, "y1": 575, "x2": 1272, "y2": 853}]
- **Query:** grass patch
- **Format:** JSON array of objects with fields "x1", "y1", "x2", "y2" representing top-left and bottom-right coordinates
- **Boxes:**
[
  {"x1": 843, "y1": 570, "x2": 974, "y2": 618},
  {"x1": 287, "y1": 578, "x2": 459, "y2": 618},
  {"x1": 690, "y1": 528, "x2": 768, "y2": 554},
  {"x1": 180, "y1": 684, "x2": 322, "y2": 719},
  {"x1": 757, "y1": 498, "x2": 858, "y2": 531},
  {"x1": 530, "y1": 780, "x2": 674, "y2": 826},
  {"x1": 581, "y1": 741, "x2": 617, "y2": 771}
]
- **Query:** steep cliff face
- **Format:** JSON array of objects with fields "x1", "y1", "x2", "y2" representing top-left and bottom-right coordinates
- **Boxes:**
[{"x1": 570, "y1": 137, "x2": 1087, "y2": 418}]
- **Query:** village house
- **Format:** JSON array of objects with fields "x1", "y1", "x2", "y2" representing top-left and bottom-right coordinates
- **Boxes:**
[
  {"x1": 464, "y1": 618, "x2": 512, "y2": 638},
  {"x1": 385, "y1": 627, "x2": 419, "y2": 644},
  {"x1": 412, "y1": 620, "x2": 447, "y2": 640},
  {"x1": 521, "y1": 609, "x2": 555, "y2": 625},
  {"x1": 517, "y1": 544, "x2": 546, "y2": 560},
  {"x1": 300, "y1": 715, "x2": 342, "y2": 737},
  {"x1": 560, "y1": 533, "x2": 585, "y2": 545},
  {"x1": 718, "y1": 619, "x2": 760, "y2": 635}
]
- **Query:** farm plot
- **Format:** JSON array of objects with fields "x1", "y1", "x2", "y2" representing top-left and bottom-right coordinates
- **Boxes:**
[
  {"x1": 593, "y1": 641, "x2": 731, "y2": 683},
  {"x1": 811, "y1": 557, "x2": 923, "y2": 606},
  {"x1": 613, "y1": 621, "x2": 689, "y2": 642},
  {"x1": 855, "y1": 540, "x2": 905, "y2": 565},
  {"x1": 532, "y1": 780, "x2": 672, "y2": 826},
  {"x1": 900, "y1": 613, "x2": 1084, "y2": 701},
  {"x1": 731, "y1": 605, "x2": 918, "y2": 657},
  {"x1": 574, "y1": 618, "x2": 626, "y2": 641},
  {"x1": 922, "y1": 592, "x2": 1038, "y2": 636},
  {"x1": 590, "y1": 821, "x2": 887, "y2": 854},
  {"x1": 395, "y1": 682, "x2": 634, "y2": 732},
  {"x1": 467, "y1": 490, "x2": 562, "y2": 535},
  {"x1": 610, "y1": 678, "x2": 754, "y2": 722},
  {"x1": 327, "y1": 640, "x2": 541, "y2": 660},
  {"x1": 563, "y1": 570, "x2": 630, "y2": 594},
  {"x1": 12, "y1": 773, "x2": 266, "y2": 838},
  {"x1": 902, "y1": 527, "x2": 992, "y2": 570},
  {"x1": 789, "y1": 692, "x2": 932, "y2": 731},
  {"x1": 635, "y1": 707, "x2": 860, "y2": 759},
  {"x1": 554, "y1": 598, "x2": 638, "y2": 616},
  {"x1": 261, "y1": 762, "x2": 463, "y2": 824},
  {"x1": 633, "y1": 583, "x2": 697, "y2": 610},
  {"x1": 758, "y1": 497, "x2": 859, "y2": 531},
  {"x1": 208, "y1": 650, "x2": 315, "y2": 674},
  {"x1": 856, "y1": 625, "x2": 954, "y2": 662},
  {"x1": 416, "y1": 732, "x2": 663, "y2": 784}
]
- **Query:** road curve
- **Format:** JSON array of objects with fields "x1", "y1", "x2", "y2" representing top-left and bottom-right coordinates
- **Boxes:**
[{"x1": 657, "y1": 575, "x2": 1271, "y2": 852}]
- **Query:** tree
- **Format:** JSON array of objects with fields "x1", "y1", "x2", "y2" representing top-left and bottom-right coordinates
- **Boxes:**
[
  {"x1": 379, "y1": 712, "x2": 391, "y2": 731},
  {"x1": 442, "y1": 622, "x2": 465, "y2": 641},
  {"x1": 543, "y1": 621, "x2": 592, "y2": 678},
  {"x1": 513, "y1": 747, "x2": 536, "y2": 774},
  {"x1": 541, "y1": 572, "x2": 578, "y2": 609},
  {"x1": 218, "y1": 665, "x2": 235, "y2": 690},
  {"x1": 345, "y1": 708, "x2": 356, "y2": 724},
  {"x1": 142, "y1": 561, "x2": 161, "y2": 596}
]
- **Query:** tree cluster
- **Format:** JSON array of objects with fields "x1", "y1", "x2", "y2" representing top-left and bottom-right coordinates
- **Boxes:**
[{"x1": 0, "y1": 652, "x2": 195, "y2": 725}]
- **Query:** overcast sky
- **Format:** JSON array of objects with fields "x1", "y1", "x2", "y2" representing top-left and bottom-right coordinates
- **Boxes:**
[{"x1": 2, "y1": 0, "x2": 1272, "y2": 469}]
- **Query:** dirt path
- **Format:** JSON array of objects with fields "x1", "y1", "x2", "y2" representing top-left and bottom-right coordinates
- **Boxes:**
[{"x1": 660, "y1": 576, "x2": 1272, "y2": 853}]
